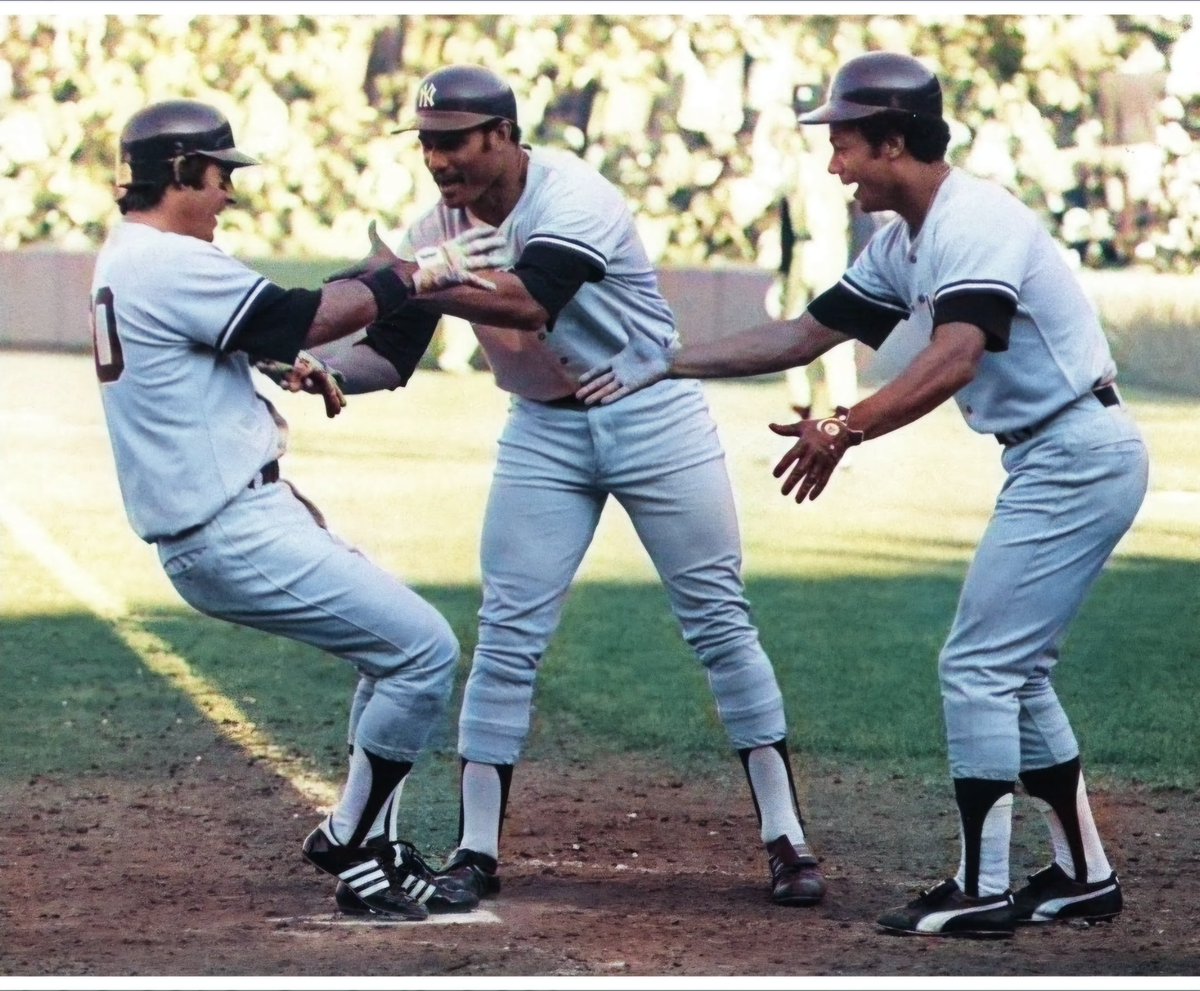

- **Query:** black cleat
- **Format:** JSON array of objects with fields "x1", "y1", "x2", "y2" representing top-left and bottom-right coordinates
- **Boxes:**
[
  {"x1": 435, "y1": 848, "x2": 501, "y2": 900},
  {"x1": 878, "y1": 878, "x2": 1016, "y2": 938},
  {"x1": 1012, "y1": 863, "x2": 1122, "y2": 924},
  {"x1": 302, "y1": 825, "x2": 427, "y2": 921},
  {"x1": 766, "y1": 836, "x2": 827, "y2": 906},
  {"x1": 333, "y1": 837, "x2": 479, "y2": 914}
]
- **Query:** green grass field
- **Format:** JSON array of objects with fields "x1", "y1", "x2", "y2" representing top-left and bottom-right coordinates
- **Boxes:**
[{"x1": 3, "y1": 350, "x2": 1198, "y2": 851}]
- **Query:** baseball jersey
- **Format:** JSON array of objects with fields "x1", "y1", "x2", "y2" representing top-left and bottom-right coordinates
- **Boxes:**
[
  {"x1": 821, "y1": 169, "x2": 1117, "y2": 435},
  {"x1": 91, "y1": 221, "x2": 302, "y2": 542},
  {"x1": 399, "y1": 146, "x2": 678, "y2": 401}
]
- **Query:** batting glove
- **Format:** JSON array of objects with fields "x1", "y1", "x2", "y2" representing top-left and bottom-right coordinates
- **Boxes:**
[
  {"x1": 255, "y1": 350, "x2": 347, "y2": 419},
  {"x1": 768, "y1": 408, "x2": 862, "y2": 503},
  {"x1": 324, "y1": 220, "x2": 398, "y2": 283},
  {"x1": 412, "y1": 227, "x2": 511, "y2": 294},
  {"x1": 575, "y1": 332, "x2": 678, "y2": 405}
]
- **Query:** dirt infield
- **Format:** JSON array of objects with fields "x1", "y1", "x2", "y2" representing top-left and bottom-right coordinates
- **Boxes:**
[{"x1": 3, "y1": 738, "x2": 1197, "y2": 981}]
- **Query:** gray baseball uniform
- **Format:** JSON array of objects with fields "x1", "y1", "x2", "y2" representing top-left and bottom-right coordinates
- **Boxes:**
[
  {"x1": 398, "y1": 146, "x2": 787, "y2": 764},
  {"x1": 91, "y1": 219, "x2": 458, "y2": 762},
  {"x1": 824, "y1": 169, "x2": 1149, "y2": 780}
]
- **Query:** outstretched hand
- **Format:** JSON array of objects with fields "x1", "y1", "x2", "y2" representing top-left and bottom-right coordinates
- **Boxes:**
[
  {"x1": 768, "y1": 415, "x2": 853, "y2": 502},
  {"x1": 575, "y1": 333, "x2": 677, "y2": 405},
  {"x1": 255, "y1": 350, "x2": 347, "y2": 418},
  {"x1": 412, "y1": 226, "x2": 512, "y2": 293},
  {"x1": 324, "y1": 220, "x2": 398, "y2": 283}
]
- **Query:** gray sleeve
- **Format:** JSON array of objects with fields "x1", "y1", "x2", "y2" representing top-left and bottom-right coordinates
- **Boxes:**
[{"x1": 310, "y1": 332, "x2": 404, "y2": 394}]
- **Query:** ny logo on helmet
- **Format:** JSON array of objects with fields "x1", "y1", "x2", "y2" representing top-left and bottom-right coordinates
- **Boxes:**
[{"x1": 418, "y1": 82, "x2": 437, "y2": 108}]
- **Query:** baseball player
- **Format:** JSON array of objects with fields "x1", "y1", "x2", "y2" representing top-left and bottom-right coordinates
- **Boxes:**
[
  {"x1": 578, "y1": 52, "x2": 1148, "y2": 938},
  {"x1": 90, "y1": 98, "x2": 502, "y2": 921},
  {"x1": 300, "y1": 64, "x2": 828, "y2": 910}
]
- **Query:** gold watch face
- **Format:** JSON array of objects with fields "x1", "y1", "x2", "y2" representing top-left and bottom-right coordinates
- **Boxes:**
[{"x1": 820, "y1": 419, "x2": 842, "y2": 437}]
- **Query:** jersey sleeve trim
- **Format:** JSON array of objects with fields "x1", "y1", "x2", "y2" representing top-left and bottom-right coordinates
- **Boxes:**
[
  {"x1": 808, "y1": 280, "x2": 908, "y2": 350},
  {"x1": 524, "y1": 232, "x2": 608, "y2": 275},
  {"x1": 840, "y1": 273, "x2": 911, "y2": 316},
  {"x1": 217, "y1": 277, "x2": 272, "y2": 351},
  {"x1": 934, "y1": 278, "x2": 1019, "y2": 307}
]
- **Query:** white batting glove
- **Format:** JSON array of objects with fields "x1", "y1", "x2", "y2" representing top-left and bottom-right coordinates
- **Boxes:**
[
  {"x1": 574, "y1": 334, "x2": 678, "y2": 406},
  {"x1": 412, "y1": 227, "x2": 511, "y2": 294}
]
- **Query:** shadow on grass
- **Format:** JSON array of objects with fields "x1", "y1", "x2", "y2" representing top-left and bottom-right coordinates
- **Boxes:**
[{"x1": 6, "y1": 554, "x2": 1197, "y2": 809}]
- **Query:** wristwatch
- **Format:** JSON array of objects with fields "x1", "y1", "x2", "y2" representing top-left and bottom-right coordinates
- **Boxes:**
[{"x1": 816, "y1": 406, "x2": 865, "y2": 447}]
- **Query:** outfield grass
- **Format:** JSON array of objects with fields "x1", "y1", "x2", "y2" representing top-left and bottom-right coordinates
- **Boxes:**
[{"x1": 3, "y1": 352, "x2": 1198, "y2": 852}]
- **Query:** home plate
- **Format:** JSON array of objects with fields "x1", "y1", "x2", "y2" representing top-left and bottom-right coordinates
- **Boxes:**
[{"x1": 270, "y1": 909, "x2": 502, "y2": 930}]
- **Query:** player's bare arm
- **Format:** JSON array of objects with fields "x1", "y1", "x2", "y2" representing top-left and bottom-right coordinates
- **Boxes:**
[
  {"x1": 674, "y1": 312, "x2": 848, "y2": 380},
  {"x1": 835, "y1": 321, "x2": 986, "y2": 442},
  {"x1": 411, "y1": 269, "x2": 549, "y2": 330},
  {"x1": 577, "y1": 311, "x2": 849, "y2": 406},
  {"x1": 304, "y1": 278, "x2": 388, "y2": 349},
  {"x1": 254, "y1": 269, "x2": 414, "y2": 416},
  {"x1": 259, "y1": 226, "x2": 511, "y2": 408},
  {"x1": 770, "y1": 322, "x2": 986, "y2": 502}
]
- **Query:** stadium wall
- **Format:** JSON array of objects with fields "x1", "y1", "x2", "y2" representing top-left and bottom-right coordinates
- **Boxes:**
[{"x1": 1, "y1": 250, "x2": 1195, "y2": 396}]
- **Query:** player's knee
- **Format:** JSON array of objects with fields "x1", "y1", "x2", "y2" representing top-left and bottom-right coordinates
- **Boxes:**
[
  {"x1": 425, "y1": 617, "x2": 460, "y2": 684},
  {"x1": 470, "y1": 641, "x2": 541, "y2": 686},
  {"x1": 689, "y1": 625, "x2": 764, "y2": 672},
  {"x1": 377, "y1": 614, "x2": 459, "y2": 689},
  {"x1": 937, "y1": 648, "x2": 975, "y2": 693}
]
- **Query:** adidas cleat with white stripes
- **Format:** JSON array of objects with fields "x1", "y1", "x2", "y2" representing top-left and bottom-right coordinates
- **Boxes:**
[
  {"x1": 302, "y1": 824, "x2": 428, "y2": 921},
  {"x1": 334, "y1": 837, "x2": 479, "y2": 915},
  {"x1": 877, "y1": 878, "x2": 1016, "y2": 938},
  {"x1": 1013, "y1": 863, "x2": 1122, "y2": 924}
]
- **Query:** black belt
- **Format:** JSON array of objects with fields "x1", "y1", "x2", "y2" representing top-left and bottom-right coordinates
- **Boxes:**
[
  {"x1": 249, "y1": 459, "x2": 281, "y2": 488},
  {"x1": 995, "y1": 385, "x2": 1121, "y2": 447},
  {"x1": 540, "y1": 394, "x2": 591, "y2": 411}
]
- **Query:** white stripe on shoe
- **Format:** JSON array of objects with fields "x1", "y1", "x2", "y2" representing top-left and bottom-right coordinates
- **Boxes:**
[
  {"x1": 1030, "y1": 881, "x2": 1120, "y2": 921},
  {"x1": 402, "y1": 876, "x2": 436, "y2": 905},
  {"x1": 356, "y1": 878, "x2": 391, "y2": 899},
  {"x1": 917, "y1": 899, "x2": 1011, "y2": 933}
]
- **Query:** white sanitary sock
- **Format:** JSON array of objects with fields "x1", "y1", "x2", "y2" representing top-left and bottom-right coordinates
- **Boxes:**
[{"x1": 746, "y1": 745, "x2": 807, "y2": 847}]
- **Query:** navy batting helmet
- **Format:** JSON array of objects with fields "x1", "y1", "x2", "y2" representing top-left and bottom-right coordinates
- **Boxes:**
[
  {"x1": 395, "y1": 64, "x2": 518, "y2": 133},
  {"x1": 119, "y1": 99, "x2": 257, "y2": 186},
  {"x1": 798, "y1": 52, "x2": 942, "y2": 124}
]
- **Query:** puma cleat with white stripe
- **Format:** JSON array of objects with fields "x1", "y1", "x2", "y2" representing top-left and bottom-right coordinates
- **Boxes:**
[
  {"x1": 878, "y1": 878, "x2": 1016, "y2": 938},
  {"x1": 1013, "y1": 863, "x2": 1122, "y2": 924}
]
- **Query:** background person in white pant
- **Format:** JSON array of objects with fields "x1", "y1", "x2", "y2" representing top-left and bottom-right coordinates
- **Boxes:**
[{"x1": 765, "y1": 105, "x2": 861, "y2": 423}]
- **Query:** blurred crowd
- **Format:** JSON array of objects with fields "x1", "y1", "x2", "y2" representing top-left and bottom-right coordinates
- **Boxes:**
[{"x1": 1, "y1": 12, "x2": 1197, "y2": 272}]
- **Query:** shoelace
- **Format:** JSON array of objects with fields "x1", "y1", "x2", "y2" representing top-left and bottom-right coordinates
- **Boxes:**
[
  {"x1": 917, "y1": 879, "x2": 954, "y2": 900},
  {"x1": 384, "y1": 839, "x2": 437, "y2": 882}
]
